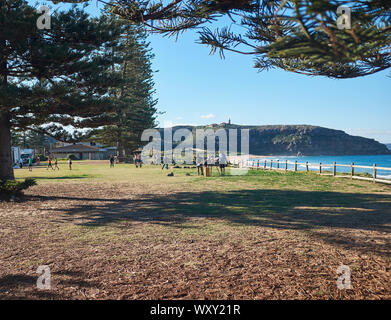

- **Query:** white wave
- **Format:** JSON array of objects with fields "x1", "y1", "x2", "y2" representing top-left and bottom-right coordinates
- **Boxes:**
[
  {"x1": 299, "y1": 165, "x2": 331, "y2": 170},
  {"x1": 377, "y1": 174, "x2": 391, "y2": 180}
]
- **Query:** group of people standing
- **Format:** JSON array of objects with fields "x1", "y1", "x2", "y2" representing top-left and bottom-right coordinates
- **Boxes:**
[
  {"x1": 18, "y1": 157, "x2": 35, "y2": 171},
  {"x1": 109, "y1": 152, "x2": 229, "y2": 176},
  {"x1": 110, "y1": 154, "x2": 140, "y2": 168},
  {"x1": 160, "y1": 152, "x2": 228, "y2": 176},
  {"x1": 196, "y1": 152, "x2": 227, "y2": 176}
]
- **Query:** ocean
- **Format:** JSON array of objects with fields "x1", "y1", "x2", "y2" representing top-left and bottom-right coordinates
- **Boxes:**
[{"x1": 249, "y1": 155, "x2": 391, "y2": 180}]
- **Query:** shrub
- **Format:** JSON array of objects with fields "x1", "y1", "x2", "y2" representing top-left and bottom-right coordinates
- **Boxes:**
[
  {"x1": 36, "y1": 154, "x2": 48, "y2": 161},
  {"x1": 0, "y1": 178, "x2": 37, "y2": 198},
  {"x1": 67, "y1": 154, "x2": 78, "y2": 160}
]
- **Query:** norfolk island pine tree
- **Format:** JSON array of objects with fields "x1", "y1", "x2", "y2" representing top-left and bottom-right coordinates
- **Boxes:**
[
  {"x1": 55, "y1": 1, "x2": 391, "y2": 78},
  {"x1": 91, "y1": 16, "x2": 158, "y2": 160},
  {"x1": 0, "y1": 0, "x2": 124, "y2": 181}
]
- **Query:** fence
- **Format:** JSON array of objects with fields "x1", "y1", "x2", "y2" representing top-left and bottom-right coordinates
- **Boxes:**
[{"x1": 240, "y1": 159, "x2": 391, "y2": 185}]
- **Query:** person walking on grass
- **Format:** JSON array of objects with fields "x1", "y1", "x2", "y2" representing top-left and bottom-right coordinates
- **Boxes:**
[
  {"x1": 134, "y1": 154, "x2": 138, "y2": 168},
  {"x1": 162, "y1": 154, "x2": 169, "y2": 170},
  {"x1": 137, "y1": 153, "x2": 142, "y2": 168},
  {"x1": 47, "y1": 158, "x2": 54, "y2": 170},
  {"x1": 28, "y1": 157, "x2": 33, "y2": 172},
  {"x1": 54, "y1": 158, "x2": 60, "y2": 170},
  {"x1": 68, "y1": 158, "x2": 72, "y2": 170},
  {"x1": 110, "y1": 155, "x2": 115, "y2": 168}
]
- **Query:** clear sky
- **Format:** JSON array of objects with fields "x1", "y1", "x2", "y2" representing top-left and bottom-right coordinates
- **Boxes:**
[{"x1": 33, "y1": 1, "x2": 391, "y2": 143}]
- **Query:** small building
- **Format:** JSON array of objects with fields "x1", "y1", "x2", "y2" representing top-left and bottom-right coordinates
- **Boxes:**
[
  {"x1": 49, "y1": 143, "x2": 114, "y2": 160},
  {"x1": 219, "y1": 119, "x2": 232, "y2": 127}
]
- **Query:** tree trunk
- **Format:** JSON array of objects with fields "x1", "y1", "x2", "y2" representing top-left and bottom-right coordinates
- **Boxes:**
[
  {"x1": 117, "y1": 139, "x2": 124, "y2": 162},
  {"x1": 0, "y1": 113, "x2": 14, "y2": 180},
  {"x1": 1, "y1": 37, "x2": 13, "y2": 181}
]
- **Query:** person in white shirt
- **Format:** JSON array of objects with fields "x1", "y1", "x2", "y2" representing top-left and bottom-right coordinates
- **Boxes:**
[
  {"x1": 196, "y1": 153, "x2": 204, "y2": 176},
  {"x1": 162, "y1": 154, "x2": 169, "y2": 170},
  {"x1": 218, "y1": 152, "x2": 227, "y2": 175}
]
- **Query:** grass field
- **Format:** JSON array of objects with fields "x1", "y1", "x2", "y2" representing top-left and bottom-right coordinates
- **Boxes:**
[{"x1": 1, "y1": 160, "x2": 390, "y2": 299}]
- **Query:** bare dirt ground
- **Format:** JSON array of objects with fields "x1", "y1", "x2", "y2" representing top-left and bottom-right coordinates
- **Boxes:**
[{"x1": 1, "y1": 180, "x2": 390, "y2": 300}]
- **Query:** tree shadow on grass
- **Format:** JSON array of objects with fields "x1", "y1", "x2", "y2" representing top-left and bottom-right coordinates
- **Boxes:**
[
  {"x1": 0, "y1": 270, "x2": 100, "y2": 300},
  {"x1": 0, "y1": 274, "x2": 60, "y2": 299},
  {"x1": 25, "y1": 175, "x2": 91, "y2": 180},
  {"x1": 26, "y1": 189, "x2": 391, "y2": 256}
]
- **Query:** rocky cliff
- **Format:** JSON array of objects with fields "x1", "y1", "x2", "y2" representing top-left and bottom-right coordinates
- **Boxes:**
[
  {"x1": 245, "y1": 125, "x2": 390, "y2": 156},
  {"x1": 161, "y1": 124, "x2": 391, "y2": 156}
]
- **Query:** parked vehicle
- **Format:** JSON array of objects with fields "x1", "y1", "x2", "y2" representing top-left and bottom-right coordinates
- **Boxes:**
[
  {"x1": 20, "y1": 149, "x2": 36, "y2": 165},
  {"x1": 11, "y1": 147, "x2": 21, "y2": 166}
]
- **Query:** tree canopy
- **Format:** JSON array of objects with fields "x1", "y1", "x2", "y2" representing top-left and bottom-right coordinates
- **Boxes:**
[
  {"x1": 11, "y1": 130, "x2": 50, "y2": 152},
  {"x1": 57, "y1": 0, "x2": 391, "y2": 78},
  {"x1": 0, "y1": 0, "x2": 124, "y2": 179},
  {"x1": 91, "y1": 19, "x2": 158, "y2": 160}
]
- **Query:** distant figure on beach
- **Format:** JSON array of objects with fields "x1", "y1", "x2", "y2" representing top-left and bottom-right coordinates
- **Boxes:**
[
  {"x1": 28, "y1": 157, "x2": 33, "y2": 172},
  {"x1": 162, "y1": 154, "x2": 169, "y2": 170},
  {"x1": 110, "y1": 155, "x2": 115, "y2": 168},
  {"x1": 196, "y1": 153, "x2": 204, "y2": 176},
  {"x1": 54, "y1": 158, "x2": 60, "y2": 170},
  {"x1": 218, "y1": 152, "x2": 227, "y2": 175},
  {"x1": 68, "y1": 158, "x2": 72, "y2": 170}
]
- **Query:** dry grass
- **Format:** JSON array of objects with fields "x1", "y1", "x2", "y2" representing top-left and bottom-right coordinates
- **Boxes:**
[{"x1": 0, "y1": 162, "x2": 390, "y2": 299}]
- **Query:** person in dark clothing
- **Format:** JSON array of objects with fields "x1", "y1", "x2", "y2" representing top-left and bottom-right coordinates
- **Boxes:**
[
  {"x1": 196, "y1": 154, "x2": 204, "y2": 176},
  {"x1": 110, "y1": 155, "x2": 115, "y2": 168}
]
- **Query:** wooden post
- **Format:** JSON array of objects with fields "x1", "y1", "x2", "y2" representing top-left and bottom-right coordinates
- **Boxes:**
[
  {"x1": 257, "y1": 160, "x2": 260, "y2": 170},
  {"x1": 285, "y1": 160, "x2": 288, "y2": 171},
  {"x1": 319, "y1": 162, "x2": 322, "y2": 174},
  {"x1": 264, "y1": 160, "x2": 266, "y2": 169},
  {"x1": 277, "y1": 159, "x2": 279, "y2": 169},
  {"x1": 333, "y1": 162, "x2": 336, "y2": 176},
  {"x1": 351, "y1": 162, "x2": 354, "y2": 178},
  {"x1": 294, "y1": 160, "x2": 297, "y2": 172},
  {"x1": 306, "y1": 161, "x2": 309, "y2": 172},
  {"x1": 270, "y1": 159, "x2": 273, "y2": 169},
  {"x1": 373, "y1": 163, "x2": 377, "y2": 183}
]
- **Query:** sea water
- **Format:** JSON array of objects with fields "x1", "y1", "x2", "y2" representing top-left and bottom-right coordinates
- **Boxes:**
[{"x1": 250, "y1": 155, "x2": 391, "y2": 180}]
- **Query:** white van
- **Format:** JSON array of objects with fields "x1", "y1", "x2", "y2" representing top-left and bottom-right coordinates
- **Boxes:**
[{"x1": 11, "y1": 147, "x2": 21, "y2": 166}]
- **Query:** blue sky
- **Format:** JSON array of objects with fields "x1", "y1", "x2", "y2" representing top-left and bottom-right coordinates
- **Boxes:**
[{"x1": 33, "y1": 1, "x2": 391, "y2": 143}]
